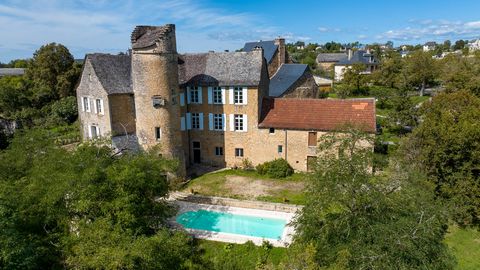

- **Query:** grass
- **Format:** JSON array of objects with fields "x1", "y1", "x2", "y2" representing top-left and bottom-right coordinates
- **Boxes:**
[
  {"x1": 182, "y1": 169, "x2": 307, "y2": 205},
  {"x1": 195, "y1": 239, "x2": 287, "y2": 268},
  {"x1": 445, "y1": 225, "x2": 480, "y2": 270}
]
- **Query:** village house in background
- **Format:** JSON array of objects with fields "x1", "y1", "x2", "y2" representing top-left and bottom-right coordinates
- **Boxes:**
[
  {"x1": 333, "y1": 49, "x2": 379, "y2": 81},
  {"x1": 467, "y1": 39, "x2": 480, "y2": 52},
  {"x1": 76, "y1": 24, "x2": 376, "y2": 176},
  {"x1": 423, "y1": 41, "x2": 437, "y2": 52}
]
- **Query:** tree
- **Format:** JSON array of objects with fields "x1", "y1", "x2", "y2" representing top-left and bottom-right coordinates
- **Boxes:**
[
  {"x1": 293, "y1": 127, "x2": 455, "y2": 269},
  {"x1": 453, "y1": 39, "x2": 466, "y2": 50},
  {"x1": 400, "y1": 91, "x2": 480, "y2": 226},
  {"x1": 342, "y1": 63, "x2": 368, "y2": 95},
  {"x1": 25, "y1": 43, "x2": 77, "y2": 106},
  {"x1": 404, "y1": 50, "x2": 439, "y2": 96},
  {"x1": 441, "y1": 54, "x2": 480, "y2": 96},
  {"x1": 443, "y1": 40, "x2": 452, "y2": 51},
  {"x1": 372, "y1": 52, "x2": 404, "y2": 89},
  {"x1": 0, "y1": 130, "x2": 194, "y2": 269}
]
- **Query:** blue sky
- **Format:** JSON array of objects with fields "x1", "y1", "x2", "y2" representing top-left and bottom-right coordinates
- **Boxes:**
[{"x1": 1, "y1": 0, "x2": 480, "y2": 62}]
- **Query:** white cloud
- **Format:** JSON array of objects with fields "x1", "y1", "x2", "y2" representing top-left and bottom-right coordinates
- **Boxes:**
[
  {"x1": 318, "y1": 27, "x2": 341, "y2": 33},
  {"x1": 376, "y1": 19, "x2": 480, "y2": 42}
]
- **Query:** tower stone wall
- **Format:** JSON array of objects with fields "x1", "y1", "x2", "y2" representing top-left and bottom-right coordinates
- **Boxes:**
[{"x1": 131, "y1": 24, "x2": 186, "y2": 176}]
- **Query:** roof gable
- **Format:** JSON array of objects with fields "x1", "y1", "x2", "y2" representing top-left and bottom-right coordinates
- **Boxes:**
[
  {"x1": 259, "y1": 98, "x2": 376, "y2": 133},
  {"x1": 86, "y1": 54, "x2": 132, "y2": 95},
  {"x1": 243, "y1": 40, "x2": 278, "y2": 63},
  {"x1": 269, "y1": 64, "x2": 308, "y2": 97}
]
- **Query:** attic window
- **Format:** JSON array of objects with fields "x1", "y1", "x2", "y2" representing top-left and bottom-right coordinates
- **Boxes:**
[{"x1": 152, "y1": 96, "x2": 165, "y2": 108}]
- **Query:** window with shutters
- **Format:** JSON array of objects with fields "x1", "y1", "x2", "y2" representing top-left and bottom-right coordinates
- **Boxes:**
[
  {"x1": 191, "y1": 113, "x2": 200, "y2": 129},
  {"x1": 213, "y1": 114, "x2": 223, "y2": 130},
  {"x1": 213, "y1": 87, "x2": 222, "y2": 104},
  {"x1": 90, "y1": 125, "x2": 99, "y2": 138},
  {"x1": 233, "y1": 87, "x2": 243, "y2": 104},
  {"x1": 215, "y1": 147, "x2": 223, "y2": 156},
  {"x1": 234, "y1": 114, "x2": 244, "y2": 131},
  {"x1": 308, "y1": 132, "x2": 317, "y2": 147},
  {"x1": 190, "y1": 86, "x2": 200, "y2": 103},
  {"x1": 235, "y1": 148, "x2": 244, "y2": 157}
]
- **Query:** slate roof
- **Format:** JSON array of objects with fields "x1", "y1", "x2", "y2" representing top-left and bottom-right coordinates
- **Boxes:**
[
  {"x1": 87, "y1": 53, "x2": 132, "y2": 94},
  {"x1": 336, "y1": 50, "x2": 379, "y2": 66},
  {"x1": 259, "y1": 98, "x2": 376, "y2": 133},
  {"x1": 316, "y1": 53, "x2": 346, "y2": 63},
  {"x1": 243, "y1": 40, "x2": 278, "y2": 63},
  {"x1": 131, "y1": 25, "x2": 174, "y2": 49},
  {"x1": 269, "y1": 64, "x2": 308, "y2": 97},
  {"x1": 0, "y1": 68, "x2": 25, "y2": 77},
  {"x1": 178, "y1": 51, "x2": 263, "y2": 86}
]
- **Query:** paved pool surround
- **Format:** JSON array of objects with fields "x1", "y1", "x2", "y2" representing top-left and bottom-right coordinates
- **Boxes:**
[{"x1": 172, "y1": 200, "x2": 297, "y2": 247}]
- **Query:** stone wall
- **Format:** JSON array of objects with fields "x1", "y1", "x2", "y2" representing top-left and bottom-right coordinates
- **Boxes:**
[
  {"x1": 76, "y1": 59, "x2": 112, "y2": 139},
  {"x1": 109, "y1": 94, "x2": 136, "y2": 136},
  {"x1": 281, "y1": 69, "x2": 318, "y2": 98}
]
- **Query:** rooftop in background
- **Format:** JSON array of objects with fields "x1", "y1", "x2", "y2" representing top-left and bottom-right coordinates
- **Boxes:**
[
  {"x1": 0, "y1": 68, "x2": 25, "y2": 77},
  {"x1": 243, "y1": 40, "x2": 278, "y2": 64},
  {"x1": 336, "y1": 50, "x2": 379, "y2": 66},
  {"x1": 269, "y1": 64, "x2": 308, "y2": 97},
  {"x1": 259, "y1": 98, "x2": 376, "y2": 133},
  {"x1": 316, "y1": 53, "x2": 346, "y2": 63}
]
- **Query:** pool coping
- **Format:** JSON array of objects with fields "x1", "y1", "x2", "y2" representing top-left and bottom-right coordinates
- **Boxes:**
[{"x1": 171, "y1": 201, "x2": 296, "y2": 247}]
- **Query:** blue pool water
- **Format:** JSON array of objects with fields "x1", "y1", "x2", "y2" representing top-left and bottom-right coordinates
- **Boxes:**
[{"x1": 176, "y1": 209, "x2": 287, "y2": 239}]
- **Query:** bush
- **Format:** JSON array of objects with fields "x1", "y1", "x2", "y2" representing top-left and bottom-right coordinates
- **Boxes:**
[{"x1": 256, "y1": 159, "x2": 293, "y2": 178}]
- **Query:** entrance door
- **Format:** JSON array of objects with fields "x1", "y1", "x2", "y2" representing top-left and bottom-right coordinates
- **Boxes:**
[{"x1": 193, "y1": 141, "x2": 201, "y2": 163}]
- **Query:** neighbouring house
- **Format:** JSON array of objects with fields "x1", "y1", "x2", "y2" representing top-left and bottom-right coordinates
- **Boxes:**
[
  {"x1": 467, "y1": 39, "x2": 480, "y2": 52},
  {"x1": 76, "y1": 24, "x2": 376, "y2": 175},
  {"x1": 0, "y1": 68, "x2": 25, "y2": 77},
  {"x1": 423, "y1": 41, "x2": 437, "y2": 52},
  {"x1": 400, "y1": 50, "x2": 410, "y2": 58},
  {"x1": 316, "y1": 52, "x2": 346, "y2": 71},
  {"x1": 333, "y1": 49, "x2": 379, "y2": 81}
]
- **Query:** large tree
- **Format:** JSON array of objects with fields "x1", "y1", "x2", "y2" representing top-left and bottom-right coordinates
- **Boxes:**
[
  {"x1": 400, "y1": 90, "x2": 480, "y2": 226},
  {"x1": 404, "y1": 50, "x2": 439, "y2": 96},
  {"x1": 293, "y1": 127, "x2": 455, "y2": 269},
  {"x1": 0, "y1": 130, "x2": 193, "y2": 269}
]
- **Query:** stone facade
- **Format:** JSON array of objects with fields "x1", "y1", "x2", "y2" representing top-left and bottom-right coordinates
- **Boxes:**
[{"x1": 76, "y1": 24, "x2": 376, "y2": 175}]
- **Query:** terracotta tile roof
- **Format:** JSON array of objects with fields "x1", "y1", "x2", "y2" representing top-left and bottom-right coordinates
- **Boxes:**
[{"x1": 259, "y1": 98, "x2": 376, "y2": 133}]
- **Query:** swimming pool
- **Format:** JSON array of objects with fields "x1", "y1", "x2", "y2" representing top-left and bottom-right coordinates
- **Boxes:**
[{"x1": 176, "y1": 209, "x2": 287, "y2": 239}]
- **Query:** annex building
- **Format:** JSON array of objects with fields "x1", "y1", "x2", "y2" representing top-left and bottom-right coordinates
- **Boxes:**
[{"x1": 76, "y1": 24, "x2": 376, "y2": 176}]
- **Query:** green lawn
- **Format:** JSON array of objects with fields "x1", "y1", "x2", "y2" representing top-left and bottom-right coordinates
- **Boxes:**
[
  {"x1": 445, "y1": 225, "x2": 480, "y2": 270},
  {"x1": 182, "y1": 169, "x2": 307, "y2": 205},
  {"x1": 195, "y1": 239, "x2": 287, "y2": 269}
]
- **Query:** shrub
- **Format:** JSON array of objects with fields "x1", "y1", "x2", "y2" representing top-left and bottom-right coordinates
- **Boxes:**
[{"x1": 256, "y1": 159, "x2": 293, "y2": 178}]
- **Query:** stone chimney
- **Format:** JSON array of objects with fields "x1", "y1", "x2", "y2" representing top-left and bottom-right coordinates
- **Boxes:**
[
  {"x1": 347, "y1": 49, "x2": 353, "y2": 60},
  {"x1": 274, "y1": 37, "x2": 286, "y2": 64}
]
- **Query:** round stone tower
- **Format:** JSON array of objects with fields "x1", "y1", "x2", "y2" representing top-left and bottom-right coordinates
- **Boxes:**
[{"x1": 131, "y1": 24, "x2": 186, "y2": 176}]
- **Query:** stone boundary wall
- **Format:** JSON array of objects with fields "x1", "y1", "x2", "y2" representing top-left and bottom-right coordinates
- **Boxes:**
[{"x1": 173, "y1": 192, "x2": 302, "y2": 213}]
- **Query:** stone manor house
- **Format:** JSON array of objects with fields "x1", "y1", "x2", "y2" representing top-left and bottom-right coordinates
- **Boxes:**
[{"x1": 76, "y1": 24, "x2": 376, "y2": 176}]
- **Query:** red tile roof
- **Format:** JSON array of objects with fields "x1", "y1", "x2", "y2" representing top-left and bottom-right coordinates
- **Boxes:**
[{"x1": 259, "y1": 98, "x2": 376, "y2": 133}]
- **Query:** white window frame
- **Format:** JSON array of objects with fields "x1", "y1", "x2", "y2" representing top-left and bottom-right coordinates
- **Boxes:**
[
  {"x1": 235, "y1": 148, "x2": 244, "y2": 157},
  {"x1": 231, "y1": 114, "x2": 247, "y2": 132},
  {"x1": 188, "y1": 86, "x2": 202, "y2": 104},
  {"x1": 213, "y1": 114, "x2": 223, "y2": 131},
  {"x1": 95, "y1": 98, "x2": 104, "y2": 115},
  {"x1": 233, "y1": 86, "x2": 243, "y2": 104},
  {"x1": 191, "y1": 113, "x2": 200, "y2": 129},
  {"x1": 88, "y1": 125, "x2": 99, "y2": 139},
  {"x1": 212, "y1": 87, "x2": 223, "y2": 104},
  {"x1": 82, "y1": 97, "x2": 90, "y2": 112}
]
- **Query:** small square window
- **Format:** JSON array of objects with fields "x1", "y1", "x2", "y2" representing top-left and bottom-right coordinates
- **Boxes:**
[
  {"x1": 278, "y1": 145, "x2": 283, "y2": 153},
  {"x1": 215, "y1": 147, "x2": 223, "y2": 156},
  {"x1": 155, "y1": 127, "x2": 161, "y2": 140},
  {"x1": 235, "y1": 148, "x2": 244, "y2": 157},
  {"x1": 269, "y1": 128, "x2": 275, "y2": 134}
]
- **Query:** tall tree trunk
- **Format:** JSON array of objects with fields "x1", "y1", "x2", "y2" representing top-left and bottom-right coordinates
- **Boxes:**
[{"x1": 420, "y1": 80, "x2": 425, "y2": 96}]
